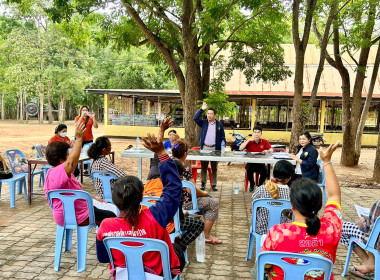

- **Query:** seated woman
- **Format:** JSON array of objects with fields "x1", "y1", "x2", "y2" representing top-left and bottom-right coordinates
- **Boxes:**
[
  {"x1": 340, "y1": 200, "x2": 380, "y2": 277},
  {"x1": 171, "y1": 141, "x2": 222, "y2": 245},
  {"x1": 44, "y1": 122, "x2": 115, "y2": 227},
  {"x1": 48, "y1": 124, "x2": 74, "y2": 148},
  {"x1": 289, "y1": 131, "x2": 319, "y2": 183},
  {"x1": 88, "y1": 136, "x2": 126, "y2": 198},
  {"x1": 253, "y1": 141, "x2": 342, "y2": 280},
  {"x1": 97, "y1": 118, "x2": 185, "y2": 278},
  {"x1": 251, "y1": 160, "x2": 295, "y2": 235}
]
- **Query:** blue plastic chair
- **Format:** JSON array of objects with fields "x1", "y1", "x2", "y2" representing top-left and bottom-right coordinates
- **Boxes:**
[
  {"x1": 341, "y1": 216, "x2": 380, "y2": 279},
  {"x1": 246, "y1": 198, "x2": 292, "y2": 260},
  {"x1": 257, "y1": 251, "x2": 333, "y2": 280},
  {"x1": 0, "y1": 174, "x2": 27, "y2": 207},
  {"x1": 141, "y1": 196, "x2": 181, "y2": 242},
  {"x1": 5, "y1": 149, "x2": 44, "y2": 193},
  {"x1": 317, "y1": 159, "x2": 327, "y2": 206},
  {"x1": 181, "y1": 180, "x2": 199, "y2": 215},
  {"x1": 33, "y1": 144, "x2": 51, "y2": 179},
  {"x1": 103, "y1": 237, "x2": 180, "y2": 280},
  {"x1": 47, "y1": 190, "x2": 96, "y2": 273},
  {"x1": 81, "y1": 143, "x2": 94, "y2": 174},
  {"x1": 91, "y1": 171, "x2": 118, "y2": 203}
]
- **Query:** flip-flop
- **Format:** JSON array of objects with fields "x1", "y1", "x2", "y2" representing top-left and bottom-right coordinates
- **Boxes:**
[
  {"x1": 205, "y1": 236, "x2": 222, "y2": 245},
  {"x1": 348, "y1": 268, "x2": 374, "y2": 280}
]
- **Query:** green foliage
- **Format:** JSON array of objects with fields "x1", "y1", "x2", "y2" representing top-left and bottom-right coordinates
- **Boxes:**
[{"x1": 201, "y1": 78, "x2": 237, "y2": 118}]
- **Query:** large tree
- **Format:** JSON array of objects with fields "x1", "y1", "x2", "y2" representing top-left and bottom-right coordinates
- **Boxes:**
[
  {"x1": 41, "y1": 0, "x2": 291, "y2": 145},
  {"x1": 289, "y1": 0, "x2": 318, "y2": 152},
  {"x1": 321, "y1": 0, "x2": 379, "y2": 166}
]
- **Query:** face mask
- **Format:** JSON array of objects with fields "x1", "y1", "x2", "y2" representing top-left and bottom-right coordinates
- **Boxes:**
[{"x1": 59, "y1": 132, "x2": 67, "y2": 138}]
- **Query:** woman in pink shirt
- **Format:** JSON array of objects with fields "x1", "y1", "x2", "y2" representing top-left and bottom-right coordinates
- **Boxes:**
[{"x1": 44, "y1": 122, "x2": 115, "y2": 227}]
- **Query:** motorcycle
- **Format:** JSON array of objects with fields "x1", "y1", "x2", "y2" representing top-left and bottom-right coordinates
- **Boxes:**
[
  {"x1": 311, "y1": 133, "x2": 325, "y2": 146},
  {"x1": 229, "y1": 126, "x2": 250, "y2": 151}
]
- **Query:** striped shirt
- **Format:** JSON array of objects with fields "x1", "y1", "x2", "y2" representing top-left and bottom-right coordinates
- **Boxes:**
[{"x1": 90, "y1": 156, "x2": 126, "y2": 198}]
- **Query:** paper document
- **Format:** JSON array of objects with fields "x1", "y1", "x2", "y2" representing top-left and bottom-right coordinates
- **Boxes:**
[
  {"x1": 233, "y1": 151, "x2": 246, "y2": 155},
  {"x1": 354, "y1": 204, "x2": 370, "y2": 218},
  {"x1": 116, "y1": 267, "x2": 163, "y2": 280},
  {"x1": 271, "y1": 152, "x2": 291, "y2": 159},
  {"x1": 200, "y1": 150, "x2": 213, "y2": 154},
  {"x1": 92, "y1": 199, "x2": 119, "y2": 216}
]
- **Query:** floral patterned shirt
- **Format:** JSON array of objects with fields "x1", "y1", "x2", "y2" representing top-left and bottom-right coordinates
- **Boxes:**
[
  {"x1": 261, "y1": 202, "x2": 343, "y2": 280},
  {"x1": 181, "y1": 164, "x2": 193, "y2": 203}
]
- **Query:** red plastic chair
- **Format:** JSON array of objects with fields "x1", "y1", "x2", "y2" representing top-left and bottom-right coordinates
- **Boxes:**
[
  {"x1": 244, "y1": 167, "x2": 260, "y2": 192},
  {"x1": 191, "y1": 147, "x2": 212, "y2": 187}
]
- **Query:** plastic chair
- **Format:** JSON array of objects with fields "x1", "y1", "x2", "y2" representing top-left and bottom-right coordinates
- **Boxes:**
[
  {"x1": 317, "y1": 159, "x2": 327, "y2": 206},
  {"x1": 5, "y1": 149, "x2": 44, "y2": 192},
  {"x1": 141, "y1": 196, "x2": 186, "y2": 262},
  {"x1": 33, "y1": 144, "x2": 51, "y2": 179},
  {"x1": 91, "y1": 171, "x2": 118, "y2": 203},
  {"x1": 341, "y1": 216, "x2": 380, "y2": 279},
  {"x1": 103, "y1": 237, "x2": 180, "y2": 280},
  {"x1": 47, "y1": 190, "x2": 96, "y2": 273},
  {"x1": 190, "y1": 147, "x2": 212, "y2": 187},
  {"x1": 0, "y1": 174, "x2": 27, "y2": 207},
  {"x1": 246, "y1": 198, "x2": 292, "y2": 260},
  {"x1": 257, "y1": 251, "x2": 333, "y2": 280},
  {"x1": 181, "y1": 180, "x2": 199, "y2": 215},
  {"x1": 81, "y1": 143, "x2": 94, "y2": 174}
]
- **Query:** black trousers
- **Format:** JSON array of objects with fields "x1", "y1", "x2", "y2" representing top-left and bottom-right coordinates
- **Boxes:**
[
  {"x1": 246, "y1": 163, "x2": 268, "y2": 187},
  {"x1": 79, "y1": 206, "x2": 116, "y2": 226}
]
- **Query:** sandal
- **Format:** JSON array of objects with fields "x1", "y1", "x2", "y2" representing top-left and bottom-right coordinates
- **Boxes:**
[
  {"x1": 348, "y1": 268, "x2": 374, "y2": 280},
  {"x1": 205, "y1": 235, "x2": 222, "y2": 245}
]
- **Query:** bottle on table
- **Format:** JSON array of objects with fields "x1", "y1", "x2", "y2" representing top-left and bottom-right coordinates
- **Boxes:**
[
  {"x1": 196, "y1": 231, "x2": 206, "y2": 262},
  {"x1": 234, "y1": 181, "x2": 239, "y2": 194},
  {"x1": 136, "y1": 137, "x2": 140, "y2": 149},
  {"x1": 221, "y1": 140, "x2": 226, "y2": 155}
]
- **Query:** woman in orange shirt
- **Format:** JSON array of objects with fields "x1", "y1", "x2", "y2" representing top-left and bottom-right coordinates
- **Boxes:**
[
  {"x1": 74, "y1": 105, "x2": 98, "y2": 145},
  {"x1": 48, "y1": 124, "x2": 74, "y2": 148}
]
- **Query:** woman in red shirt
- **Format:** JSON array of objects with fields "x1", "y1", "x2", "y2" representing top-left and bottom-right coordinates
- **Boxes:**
[
  {"x1": 253, "y1": 141, "x2": 342, "y2": 280},
  {"x1": 74, "y1": 105, "x2": 98, "y2": 145},
  {"x1": 48, "y1": 124, "x2": 74, "y2": 148}
]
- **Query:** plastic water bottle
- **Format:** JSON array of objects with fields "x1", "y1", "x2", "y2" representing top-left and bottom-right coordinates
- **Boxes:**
[
  {"x1": 221, "y1": 140, "x2": 226, "y2": 155},
  {"x1": 136, "y1": 137, "x2": 140, "y2": 149},
  {"x1": 234, "y1": 181, "x2": 239, "y2": 194},
  {"x1": 195, "y1": 231, "x2": 205, "y2": 262}
]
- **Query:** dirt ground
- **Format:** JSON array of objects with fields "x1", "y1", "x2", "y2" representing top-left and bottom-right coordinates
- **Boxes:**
[{"x1": 0, "y1": 119, "x2": 378, "y2": 188}]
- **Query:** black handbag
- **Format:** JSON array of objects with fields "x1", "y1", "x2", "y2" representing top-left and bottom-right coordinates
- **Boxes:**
[{"x1": 0, "y1": 161, "x2": 13, "y2": 179}]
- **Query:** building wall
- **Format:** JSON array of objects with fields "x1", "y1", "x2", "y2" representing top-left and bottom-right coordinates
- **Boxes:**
[{"x1": 105, "y1": 125, "x2": 379, "y2": 147}]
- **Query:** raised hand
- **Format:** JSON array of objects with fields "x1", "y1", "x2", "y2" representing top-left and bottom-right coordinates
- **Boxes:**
[
  {"x1": 75, "y1": 122, "x2": 86, "y2": 140},
  {"x1": 319, "y1": 141, "x2": 340, "y2": 163},
  {"x1": 158, "y1": 117, "x2": 173, "y2": 143},
  {"x1": 142, "y1": 133, "x2": 166, "y2": 156},
  {"x1": 202, "y1": 102, "x2": 208, "y2": 110}
]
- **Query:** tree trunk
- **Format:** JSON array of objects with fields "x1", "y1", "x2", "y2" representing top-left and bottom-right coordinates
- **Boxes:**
[
  {"x1": 59, "y1": 92, "x2": 65, "y2": 123},
  {"x1": 47, "y1": 80, "x2": 53, "y2": 123},
  {"x1": 373, "y1": 128, "x2": 380, "y2": 183},
  {"x1": 1, "y1": 93, "x2": 4, "y2": 120},
  {"x1": 289, "y1": 52, "x2": 305, "y2": 152},
  {"x1": 37, "y1": 19, "x2": 44, "y2": 124},
  {"x1": 289, "y1": 0, "x2": 317, "y2": 153},
  {"x1": 19, "y1": 92, "x2": 23, "y2": 123},
  {"x1": 354, "y1": 41, "x2": 380, "y2": 164}
]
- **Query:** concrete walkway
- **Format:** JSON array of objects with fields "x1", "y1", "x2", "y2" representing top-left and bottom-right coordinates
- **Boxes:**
[{"x1": 0, "y1": 175, "x2": 376, "y2": 279}]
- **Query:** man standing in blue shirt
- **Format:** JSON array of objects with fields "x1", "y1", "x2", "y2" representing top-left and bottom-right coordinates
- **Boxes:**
[{"x1": 193, "y1": 102, "x2": 225, "y2": 191}]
